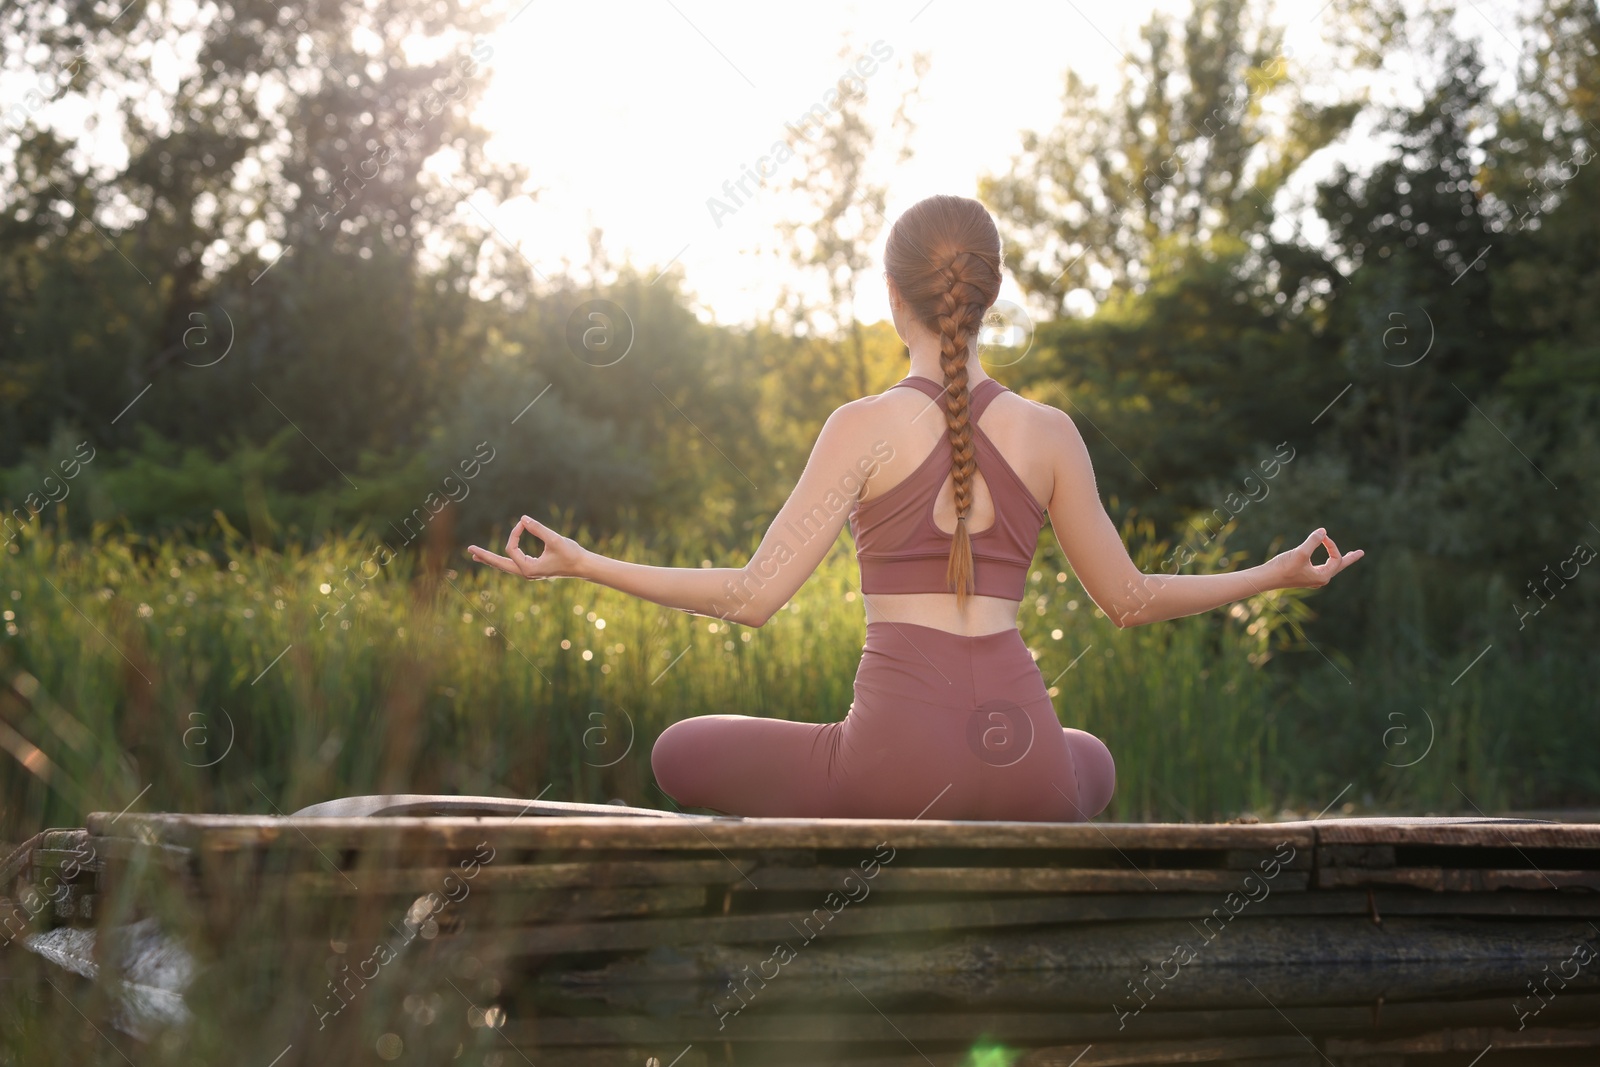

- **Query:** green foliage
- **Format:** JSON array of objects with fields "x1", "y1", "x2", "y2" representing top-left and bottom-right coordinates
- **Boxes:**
[
  {"x1": 981, "y1": 0, "x2": 1368, "y2": 310},
  {"x1": 0, "y1": 520, "x2": 1285, "y2": 839},
  {"x1": 7, "y1": 516, "x2": 1597, "y2": 847}
]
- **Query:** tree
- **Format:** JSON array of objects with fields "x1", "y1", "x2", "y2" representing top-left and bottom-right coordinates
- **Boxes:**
[
  {"x1": 980, "y1": 0, "x2": 1379, "y2": 316},
  {"x1": 1310, "y1": 24, "x2": 1505, "y2": 492},
  {"x1": 769, "y1": 38, "x2": 927, "y2": 411},
  {"x1": 0, "y1": 0, "x2": 526, "y2": 474}
]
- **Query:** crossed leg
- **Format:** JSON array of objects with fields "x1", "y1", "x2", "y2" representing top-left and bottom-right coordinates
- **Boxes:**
[
  {"x1": 651, "y1": 714, "x2": 843, "y2": 818},
  {"x1": 1062, "y1": 727, "x2": 1116, "y2": 818}
]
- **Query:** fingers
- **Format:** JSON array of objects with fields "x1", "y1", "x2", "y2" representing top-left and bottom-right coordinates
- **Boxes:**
[
  {"x1": 1292, "y1": 527, "x2": 1369, "y2": 586},
  {"x1": 519, "y1": 514, "x2": 557, "y2": 542},
  {"x1": 473, "y1": 516, "x2": 562, "y2": 582},
  {"x1": 505, "y1": 517, "x2": 529, "y2": 559},
  {"x1": 467, "y1": 546, "x2": 521, "y2": 577},
  {"x1": 1300, "y1": 527, "x2": 1342, "y2": 567},
  {"x1": 1312, "y1": 531, "x2": 1366, "y2": 584},
  {"x1": 505, "y1": 518, "x2": 539, "y2": 575}
]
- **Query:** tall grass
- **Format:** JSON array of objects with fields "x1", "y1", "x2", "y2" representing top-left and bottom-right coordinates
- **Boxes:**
[{"x1": 1, "y1": 518, "x2": 1596, "y2": 843}]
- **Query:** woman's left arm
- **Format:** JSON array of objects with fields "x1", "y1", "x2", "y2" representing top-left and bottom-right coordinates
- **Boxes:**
[{"x1": 468, "y1": 403, "x2": 887, "y2": 627}]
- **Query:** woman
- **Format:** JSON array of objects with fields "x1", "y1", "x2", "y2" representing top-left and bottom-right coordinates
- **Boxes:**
[{"x1": 468, "y1": 194, "x2": 1362, "y2": 822}]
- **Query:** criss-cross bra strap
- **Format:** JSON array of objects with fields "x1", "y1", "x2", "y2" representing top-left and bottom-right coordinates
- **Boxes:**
[{"x1": 889, "y1": 376, "x2": 1003, "y2": 419}]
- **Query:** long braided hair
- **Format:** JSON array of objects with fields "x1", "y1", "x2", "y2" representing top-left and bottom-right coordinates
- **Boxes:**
[{"x1": 883, "y1": 195, "x2": 1003, "y2": 605}]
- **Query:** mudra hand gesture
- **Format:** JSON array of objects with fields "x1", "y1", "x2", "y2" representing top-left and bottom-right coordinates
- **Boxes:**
[
  {"x1": 469, "y1": 516, "x2": 587, "y2": 581},
  {"x1": 1270, "y1": 527, "x2": 1364, "y2": 589}
]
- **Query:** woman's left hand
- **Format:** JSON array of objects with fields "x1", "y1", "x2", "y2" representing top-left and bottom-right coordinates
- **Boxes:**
[
  {"x1": 1269, "y1": 526, "x2": 1364, "y2": 590},
  {"x1": 468, "y1": 516, "x2": 588, "y2": 581}
]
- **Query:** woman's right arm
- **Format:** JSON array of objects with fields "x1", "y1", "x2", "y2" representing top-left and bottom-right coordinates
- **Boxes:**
[{"x1": 1041, "y1": 406, "x2": 1362, "y2": 628}]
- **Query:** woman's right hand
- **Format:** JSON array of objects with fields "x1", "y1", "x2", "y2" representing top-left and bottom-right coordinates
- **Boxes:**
[
  {"x1": 1270, "y1": 527, "x2": 1364, "y2": 589},
  {"x1": 468, "y1": 515, "x2": 589, "y2": 581}
]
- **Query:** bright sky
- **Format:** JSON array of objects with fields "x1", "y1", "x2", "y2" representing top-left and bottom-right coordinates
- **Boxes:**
[
  {"x1": 461, "y1": 0, "x2": 1528, "y2": 326},
  {"x1": 469, "y1": 0, "x2": 1215, "y2": 324},
  {"x1": 3, "y1": 0, "x2": 1529, "y2": 325}
]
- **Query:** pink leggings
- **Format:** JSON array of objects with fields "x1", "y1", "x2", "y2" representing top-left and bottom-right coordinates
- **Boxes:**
[{"x1": 651, "y1": 621, "x2": 1115, "y2": 821}]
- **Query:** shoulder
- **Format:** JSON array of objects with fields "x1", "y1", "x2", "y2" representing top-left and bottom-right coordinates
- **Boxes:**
[
  {"x1": 1033, "y1": 397, "x2": 1081, "y2": 440},
  {"x1": 993, "y1": 387, "x2": 1080, "y2": 439},
  {"x1": 827, "y1": 388, "x2": 915, "y2": 435},
  {"x1": 822, "y1": 395, "x2": 877, "y2": 434},
  {"x1": 997, "y1": 392, "x2": 1089, "y2": 474},
  {"x1": 807, "y1": 396, "x2": 892, "y2": 465}
]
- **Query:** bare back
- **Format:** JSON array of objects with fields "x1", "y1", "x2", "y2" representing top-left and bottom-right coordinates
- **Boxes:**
[{"x1": 854, "y1": 373, "x2": 1055, "y2": 636}]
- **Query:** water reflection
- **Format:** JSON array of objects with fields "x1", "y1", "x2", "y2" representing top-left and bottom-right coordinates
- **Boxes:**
[
  {"x1": 9, "y1": 913, "x2": 1600, "y2": 1065},
  {"x1": 528, "y1": 962, "x2": 1600, "y2": 1065}
]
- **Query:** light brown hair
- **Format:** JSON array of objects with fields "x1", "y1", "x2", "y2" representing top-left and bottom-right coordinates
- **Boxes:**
[{"x1": 883, "y1": 195, "x2": 1003, "y2": 604}]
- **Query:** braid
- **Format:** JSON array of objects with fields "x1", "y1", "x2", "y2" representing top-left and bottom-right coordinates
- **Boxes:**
[
  {"x1": 937, "y1": 252, "x2": 992, "y2": 606},
  {"x1": 881, "y1": 195, "x2": 1005, "y2": 610}
]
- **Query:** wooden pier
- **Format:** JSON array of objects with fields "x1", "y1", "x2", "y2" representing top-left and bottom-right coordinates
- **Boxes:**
[{"x1": 6, "y1": 800, "x2": 1600, "y2": 1064}]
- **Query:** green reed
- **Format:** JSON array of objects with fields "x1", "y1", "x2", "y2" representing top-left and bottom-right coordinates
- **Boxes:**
[{"x1": 2, "y1": 517, "x2": 1594, "y2": 842}]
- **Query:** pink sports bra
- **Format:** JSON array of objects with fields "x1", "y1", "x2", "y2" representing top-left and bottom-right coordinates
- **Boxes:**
[{"x1": 848, "y1": 375, "x2": 1048, "y2": 600}]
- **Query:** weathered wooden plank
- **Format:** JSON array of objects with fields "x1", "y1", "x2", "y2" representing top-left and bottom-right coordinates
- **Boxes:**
[
  {"x1": 99, "y1": 841, "x2": 1309, "y2": 892},
  {"x1": 1224, "y1": 848, "x2": 1312, "y2": 871},
  {"x1": 171, "y1": 848, "x2": 539, "y2": 941},
  {"x1": 279, "y1": 858, "x2": 752, "y2": 894},
  {"x1": 509, "y1": 1051, "x2": 714, "y2": 1067},
  {"x1": 89, "y1": 812, "x2": 1600, "y2": 856},
  {"x1": 557, "y1": 916, "x2": 1600, "y2": 984},
  {"x1": 495, "y1": 991, "x2": 1600, "y2": 1045},
  {"x1": 1019, "y1": 1037, "x2": 1312, "y2": 1066},
  {"x1": 85, "y1": 813, "x2": 1319, "y2": 853},
  {"x1": 1022, "y1": 1024, "x2": 1600, "y2": 1066},
  {"x1": 79, "y1": 878, "x2": 1600, "y2": 949},
  {"x1": 456, "y1": 884, "x2": 710, "y2": 919},
  {"x1": 38, "y1": 829, "x2": 92, "y2": 852},
  {"x1": 1, "y1": 830, "x2": 93, "y2": 887},
  {"x1": 1316, "y1": 867, "x2": 1600, "y2": 891},
  {"x1": 1351, "y1": 889, "x2": 1600, "y2": 917},
  {"x1": 457, "y1": 900, "x2": 1596, "y2": 959},
  {"x1": 565, "y1": 926, "x2": 1598, "y2": 1015},
  {"x1": 1317, "y1": 844, "x2": 1396, "y2": 869},
  {"x1": 738, "y1": 867, "x2": 1311, "y2": 894},
  {"x1": 88, "y1": 837, "x2": 197, "y2": 870},
  {"x1": 181, "y1": 856, "x2": 709, "y2": 921},
  {"x1": 464, "y1": 895, "x2": 1177, "y2": 954},
  {"x1": 28, "y1": 848, "x2": 103, "y2": 876},
  {"x1": 1325, "y1": 1025, "x2": 1600, "y2": 1056},
  {"x1": 1315, "y1": 822, "x2": 1600, "y2": 848}
]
